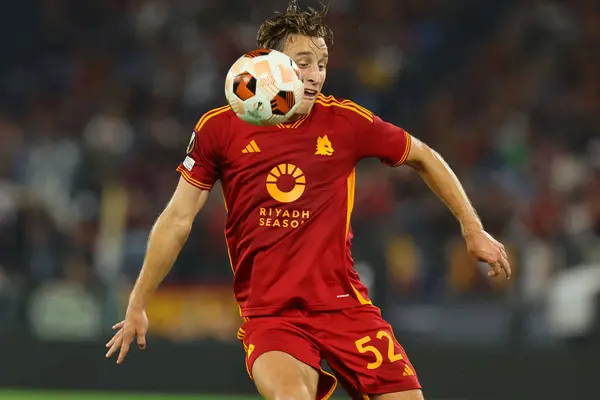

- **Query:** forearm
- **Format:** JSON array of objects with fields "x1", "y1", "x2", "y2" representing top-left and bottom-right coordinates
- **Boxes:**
[
  {"x1": 408, "y1": 145, "x2": 482, "y2": 235},
  {"x1": 128, "y1": 210, "x2": 192, "y2": 309}
]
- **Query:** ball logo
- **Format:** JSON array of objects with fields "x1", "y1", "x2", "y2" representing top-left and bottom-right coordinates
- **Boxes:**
[
  {"x1": 266, "y1": 163, "x2": 306, "y2": 203},
  {"x1": 248, "y1": 101, "x2": 264, "y2": 120}
]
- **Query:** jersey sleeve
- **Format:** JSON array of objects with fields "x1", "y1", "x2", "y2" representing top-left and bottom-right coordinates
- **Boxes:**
[
  {"x1": 176, "y1": 109, "x2": 226, "y2": 190},
  {"x1": 350, "y1": 106, "x2": 412, "y2": 167}
]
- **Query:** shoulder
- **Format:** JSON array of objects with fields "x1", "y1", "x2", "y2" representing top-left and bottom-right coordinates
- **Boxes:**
[
  {"x1": 194, "y1": 105, "x2": 234, "y2": 132},
  {"x1": 314, "y1": 94, "x2": 374, "y2": 124}
]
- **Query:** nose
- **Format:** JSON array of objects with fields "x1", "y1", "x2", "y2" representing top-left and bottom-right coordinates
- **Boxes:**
[{"x1": 303, "y1": 65, "x2": 321, "y2": 85}]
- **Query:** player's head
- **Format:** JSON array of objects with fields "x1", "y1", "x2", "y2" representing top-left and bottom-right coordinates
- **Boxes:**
[{"x1": 257, "y1": 1, "x2": 333, "y2": 115}]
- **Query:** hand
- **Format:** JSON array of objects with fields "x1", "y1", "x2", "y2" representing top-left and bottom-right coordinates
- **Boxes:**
[
  {"x1": 105, "y1": 306, "x2": 149, "y2": 364},
  {"x1": 463, "y1": 229, "x2": 512, "y2": 279}
]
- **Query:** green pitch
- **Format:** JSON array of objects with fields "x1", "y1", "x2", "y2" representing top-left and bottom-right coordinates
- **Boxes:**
[{"x1": 0, "y1": 391, "x2": 258, "y2": 400}]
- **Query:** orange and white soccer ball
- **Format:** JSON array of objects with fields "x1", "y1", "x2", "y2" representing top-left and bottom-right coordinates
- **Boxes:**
[{"x1": 225, "y1": 49, "x2": 304, "y2": 126}]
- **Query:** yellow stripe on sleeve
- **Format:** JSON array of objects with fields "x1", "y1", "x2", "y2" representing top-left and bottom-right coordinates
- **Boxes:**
[
  {"x1": 176, "y1": 165, "x2": 212, "y2": 190},
  {"x1": 392, "y1": 131, "x2": 412, "y2": 167}
]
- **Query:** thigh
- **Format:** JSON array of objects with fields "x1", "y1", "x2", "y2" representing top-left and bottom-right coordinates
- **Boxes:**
[
  {"x1": 372, "y1": 390, "x2": 424, "y2": 400},
  {"x1": 332, "y1": 373, "x2": 423, "y2": 400},
  {"x1": 253, "y1": 351, "x2": 319, "y2": 400},
  {"x1": 315, "y1": 306, "x2": 422, "y2": 397},
  {"x1": 239, "y1": 316, "x2": 337, "y2": 400}
]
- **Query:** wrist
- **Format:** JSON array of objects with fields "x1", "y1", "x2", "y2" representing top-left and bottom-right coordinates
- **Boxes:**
[
  {"x1": 461, "y1": 220, "x2": 483, "y2": 236},
  {"x1": 128, "y1": 295, "x2": 148, "y2": 311}
]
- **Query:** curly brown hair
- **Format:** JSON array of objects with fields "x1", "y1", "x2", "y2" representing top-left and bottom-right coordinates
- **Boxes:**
[{"x1": 256, "y1": 1, "x2": 333, "y2": 51}]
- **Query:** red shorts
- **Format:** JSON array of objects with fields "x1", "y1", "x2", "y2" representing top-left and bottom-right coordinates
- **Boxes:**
[{"x1": 238, "y1": 305, "x2": 421, "y2": 399}]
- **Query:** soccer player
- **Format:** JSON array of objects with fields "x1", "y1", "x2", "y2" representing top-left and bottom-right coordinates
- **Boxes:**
[{"x1": 105, "y1": 2, "x2": 511, "y2": 399}]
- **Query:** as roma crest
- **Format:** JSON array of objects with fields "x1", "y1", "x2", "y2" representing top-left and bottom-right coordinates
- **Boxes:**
[{"x1": 186, "y1": 132, "x2": 196, "y2": 155}]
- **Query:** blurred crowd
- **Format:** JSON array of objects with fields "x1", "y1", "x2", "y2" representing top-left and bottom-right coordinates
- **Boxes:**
[{"x1": 0, "y1": 0, "x2": 598, "y2": 342}]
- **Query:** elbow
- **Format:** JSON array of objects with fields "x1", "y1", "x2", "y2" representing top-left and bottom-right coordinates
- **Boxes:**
[
  {"x1": 406, "y1": 155, "x2": 426, "y2": 172},
  {"x1": 155, "y1": 208, "x2": 194, "y2": 240}
]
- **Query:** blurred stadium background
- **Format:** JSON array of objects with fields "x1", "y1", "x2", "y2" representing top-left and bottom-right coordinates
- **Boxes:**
[{"x1": 0, "y1": 0, "x2": 599, "y2": 399}]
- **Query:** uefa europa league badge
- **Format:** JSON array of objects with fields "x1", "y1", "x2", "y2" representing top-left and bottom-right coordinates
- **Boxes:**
[{"x1": 186, "y1": 132, "x2": 196, "y2": 155}]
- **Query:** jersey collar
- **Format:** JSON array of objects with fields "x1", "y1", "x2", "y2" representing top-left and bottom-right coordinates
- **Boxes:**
[{"x1": 276, "y1": 113, "x2": 310, "y2": 129}]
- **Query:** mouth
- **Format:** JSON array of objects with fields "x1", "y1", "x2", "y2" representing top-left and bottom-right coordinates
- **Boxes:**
[{"x1": 303, "y1": 89, "x2": 318, "y2": 99}]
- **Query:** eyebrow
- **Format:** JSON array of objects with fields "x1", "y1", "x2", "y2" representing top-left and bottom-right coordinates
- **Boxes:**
[{"x1": 295, "y1": 51, "x2": 329, "y2": 59}]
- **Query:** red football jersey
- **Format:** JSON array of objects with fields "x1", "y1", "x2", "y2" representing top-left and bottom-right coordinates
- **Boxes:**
[{"x1": 177, "y1": 94, "x2": 411, "y2": 317}]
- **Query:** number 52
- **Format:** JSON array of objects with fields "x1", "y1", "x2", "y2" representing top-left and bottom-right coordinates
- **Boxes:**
[{"x1": 355, "y1": 330, "x2": 403, "y2": 370}]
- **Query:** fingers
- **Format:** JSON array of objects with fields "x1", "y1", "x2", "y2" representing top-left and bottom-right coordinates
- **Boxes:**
[
  {"x1": 487, "y1": 261, "x2": 502, "y2": 277},
  {"x1": 473, "y1": 233, "x2": 511, "y2": 279},
  {"x1": 105, "y1": 326, "x2": 135, "y2": 363},
  {"x1": 112, "y1": 321, "x2": 125, "y2": 330},
  {"x1": 137, "y1": 330, "x2": 147, "y2": 350},
  {"x1": 105, "y1": 329, "x2": 123, "y2": 359},
  {"x1": 106, "y1": 318, "x2": 147, "y2": 363},
  {"x1": 117, "y1": 328, "x2": 135, "y2": 364},
  {"x1": 486, "y1": 244, "x2": 511, "y2": 279},
  {"x1": 495, "y1": 242, "x2": 511, "y2": 279},
  {"x1": 499, "y1": 252, "x2": 511, "y2": 279},
  {"x1": 499, "y1": 244, "x2": 508, "y2": 261},
  {"x1": 105, "y1": 329, "x2": 121, "y2": 349}
]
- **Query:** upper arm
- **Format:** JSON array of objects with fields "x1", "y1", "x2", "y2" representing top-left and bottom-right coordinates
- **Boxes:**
[
  {"x1": 163, "y1": 177, "x2": 210, "y2": 225},
  {"x1": 353, "y1": 113, "x2": 412, "y2": 167},
  {"x1": 403, "y1": 134, "x2": 432, "y2": 170}
]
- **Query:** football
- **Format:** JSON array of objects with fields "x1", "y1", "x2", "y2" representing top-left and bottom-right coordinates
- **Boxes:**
[{"x1": 225, "y1": 49, "x2": 304, "y2": 126}]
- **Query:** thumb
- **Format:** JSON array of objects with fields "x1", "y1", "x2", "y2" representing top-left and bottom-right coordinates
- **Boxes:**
[{"x1": 137, "y1": 330, "x2": 147, "y2": 350}]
